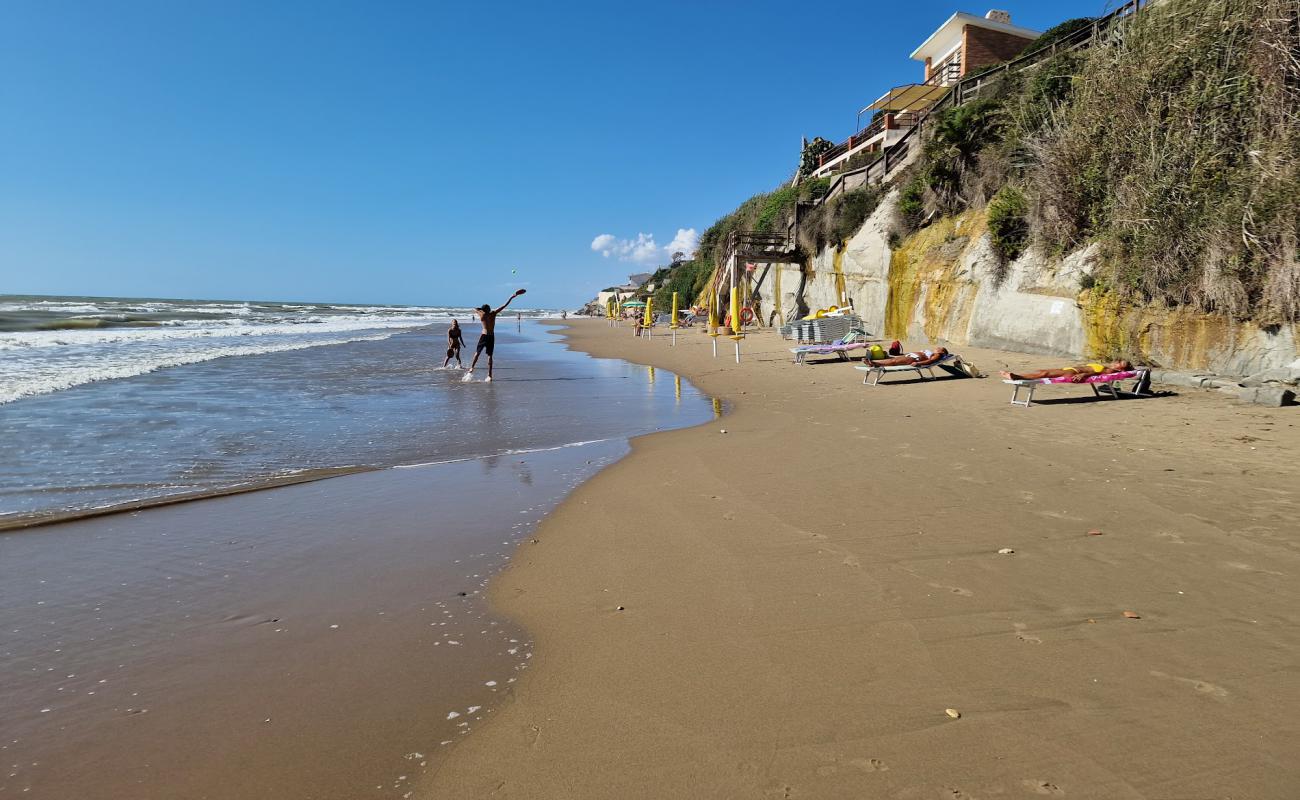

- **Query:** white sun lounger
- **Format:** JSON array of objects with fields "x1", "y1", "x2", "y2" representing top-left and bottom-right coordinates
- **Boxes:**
[
  {"x1": 1003, "y1": 368, "x2": 1149, "y2": 407},
  {"x1": 789, "y1": 342, "x2": 873, "y2": 365},
  {"x1": 854, "y1": 353, "x2": 960, "y2": 386}
]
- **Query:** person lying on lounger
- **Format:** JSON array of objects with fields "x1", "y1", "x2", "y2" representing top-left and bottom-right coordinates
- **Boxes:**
[
  {"x1": 998, "y1": 360, "x2": 1131, "y2": 383},
  {"x1": 863, "y1": 346, "x2": 949, "y2": 367}
]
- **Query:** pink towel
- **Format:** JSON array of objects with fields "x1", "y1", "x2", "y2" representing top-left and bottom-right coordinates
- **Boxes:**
[{"x1": 1032, "y1": 370, "x2": 1141, "y2": 385}]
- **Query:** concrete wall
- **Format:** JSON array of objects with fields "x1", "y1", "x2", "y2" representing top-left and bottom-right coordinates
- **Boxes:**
[{"x1": 750, "y1": 191, "x2": 1300, "y2": 377}]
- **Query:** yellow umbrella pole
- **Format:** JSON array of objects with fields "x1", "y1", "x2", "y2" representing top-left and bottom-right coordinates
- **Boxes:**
[
  {"x1": 707, "y1": 290, "x2": 720, "y2": 358},
  {"x1": 729, "y1": 286, "x2": 744, "y2": 363},
  {"x1": 643, "y1": 297, "x2": 653, "y2": 339},
  {"x1": 669, "y1": 291, "x2": 679, "y2": 346}
]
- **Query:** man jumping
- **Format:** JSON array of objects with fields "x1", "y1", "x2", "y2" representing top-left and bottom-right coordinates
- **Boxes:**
[{"x1": 464, "y1": 289, "x2": 526, "y2": 382}]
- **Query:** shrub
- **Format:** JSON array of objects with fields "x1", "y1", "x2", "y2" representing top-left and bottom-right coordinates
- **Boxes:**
[
  {"x1": 797, "y1": 185, "x2": 885, "y2": 253},
  {"x1": 798, "y1": 138, "x2": 834, "y2": 179},
  {"x1": 1028, "y1": 0, "x2": 1300, "y2": 320},
  {"x1": 1017, "y1": 18, "x2": 1095, "y2": 58},
  {"x1": 987, "y1": 185, "x2": 1030, "y2": 263}
]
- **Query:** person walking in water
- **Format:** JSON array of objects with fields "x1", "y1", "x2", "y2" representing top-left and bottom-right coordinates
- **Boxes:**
[
  {"x1": 464, "y1": 289, "x2": 526, "y2": 382},
  {"x1": 442, "y1": 319, "x2": 466, "y2": 369}
]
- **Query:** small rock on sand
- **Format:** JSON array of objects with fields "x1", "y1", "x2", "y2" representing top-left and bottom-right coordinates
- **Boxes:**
[
  {"x1": 997, "y1": 548, "x2": 1015, "y2": 554},
  {"x1": 1123, "y1": 611, "x2": 1141, "y2": 619},
  {"x1": 945, "y1": 708, "x2": 961, "y2": 719},
  {"x1": 1088, "y1": 529, "x2": 1104, "y2": 536}
]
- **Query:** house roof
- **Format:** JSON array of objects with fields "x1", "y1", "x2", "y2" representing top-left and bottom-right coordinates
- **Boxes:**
[{"x1": 910, "y1": 12, "x2": 1041, "y2": 62}]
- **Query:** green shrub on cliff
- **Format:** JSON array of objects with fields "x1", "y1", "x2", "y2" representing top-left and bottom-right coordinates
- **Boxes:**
[
  {"x1": 1016, "y1": 17, "x2": 1095, "y2": 58},
  {"x1": 797, "y1": 184, "x2": 885, "y2": 253},
  {"x1": 987, "y1": 185, "x2": 1029, "y2": 264}
]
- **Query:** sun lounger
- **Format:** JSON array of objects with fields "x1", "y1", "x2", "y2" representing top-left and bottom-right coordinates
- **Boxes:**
[
  {"x1": 789, "y1": 342, "x2": 870, "y2": 365},
  {"x1": 854, "y1": 353, "x2": 961, "y2": 385},
  {"x1": 1003, "y1": 368, "x2": 1149, "y2": 407}
]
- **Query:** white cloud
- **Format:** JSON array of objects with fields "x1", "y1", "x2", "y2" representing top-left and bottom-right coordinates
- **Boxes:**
[
  {"x1": 666, "y1": 228, "x2": 699, "y2": 257},
  {"x1": 590, "y1": 228, "x2": 698, "y2": 264}
]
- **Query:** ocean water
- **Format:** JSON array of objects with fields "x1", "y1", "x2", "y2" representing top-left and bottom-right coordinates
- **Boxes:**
[
  {"x1": 0, "y1": 295, "x2": 693, "y2": 525},
  {"x1": 0, "y1": 294, "x2": 717, "y2": 798}
]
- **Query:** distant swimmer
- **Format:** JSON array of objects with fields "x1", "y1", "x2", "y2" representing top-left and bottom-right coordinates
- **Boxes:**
[
  {"x1": 442, "y1": 319, "x2": 466, "y2": 369},
  {"x1": 464, "y1": 289, "x2": 526, "y2": 382}
]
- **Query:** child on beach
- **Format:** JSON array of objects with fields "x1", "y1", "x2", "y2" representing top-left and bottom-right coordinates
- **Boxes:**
[
  {"x1": 443, "y1": 319, "x2": 466, "y2": 369},
  {"x1": 464, "y1": 289, "x2": 526, "y2": 382}
]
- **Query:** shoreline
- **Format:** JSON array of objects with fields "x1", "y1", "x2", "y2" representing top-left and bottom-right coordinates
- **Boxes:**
[
  {"x1": 420, "y1": 319, "x2": 1300, "y2": 799},
  {"x1": 0, "y1": 324, "x2": 714, "y2": 799}
]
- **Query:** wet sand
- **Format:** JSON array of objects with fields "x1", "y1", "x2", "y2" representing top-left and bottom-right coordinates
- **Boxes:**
[
  {"x1": 421, "y1": 320, "x2": 1300, "y2": 799},
  {"x1": 1, "y1": 443, "x2": 623, "y2": 799}
]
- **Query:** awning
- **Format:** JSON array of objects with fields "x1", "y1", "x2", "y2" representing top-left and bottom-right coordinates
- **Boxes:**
[{"x1": 863, "y1": 83, "x2": 949, "y2": 113}]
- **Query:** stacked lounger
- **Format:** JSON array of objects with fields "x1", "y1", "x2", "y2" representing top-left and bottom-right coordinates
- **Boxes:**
[
  {"x1": 854, "y1": 353, "x2": 961, "y2": 385},
  {"x1": 1002, "y1": 369, "x2": 1149, "y2": 407},
  {"x1": 780, "y1": 315, "x2": 864, "y2": 345}
]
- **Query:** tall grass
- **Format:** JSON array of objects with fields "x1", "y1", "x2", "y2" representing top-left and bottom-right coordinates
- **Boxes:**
[{"x1": 1028, "y1": 0, "x2": 1300, "y2": 322}]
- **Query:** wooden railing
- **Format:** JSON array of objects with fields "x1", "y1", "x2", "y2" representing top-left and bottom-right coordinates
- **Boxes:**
[
  {"x1": 925, "y1": 54, "x2": 962, "y2": 87},
  {"x1": 816, "y1": 112, "x2": 921, "y2": 174}
]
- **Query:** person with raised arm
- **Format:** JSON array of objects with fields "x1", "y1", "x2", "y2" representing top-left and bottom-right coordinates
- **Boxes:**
[{"x1": 463, "y1": 289, "x2": 526, "y2": 382}]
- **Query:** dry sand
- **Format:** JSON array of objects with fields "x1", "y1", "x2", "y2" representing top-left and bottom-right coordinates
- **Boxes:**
[{"x1": 419, "y1": 320, "x2": 1300, "y2": 799}]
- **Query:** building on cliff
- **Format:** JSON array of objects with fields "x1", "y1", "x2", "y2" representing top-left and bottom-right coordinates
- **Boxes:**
[{"x1": 812, "y1": 10, "x2": 1040, "y2": 178}]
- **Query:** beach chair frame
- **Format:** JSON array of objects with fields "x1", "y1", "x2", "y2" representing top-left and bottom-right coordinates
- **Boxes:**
[
  {"x1": 855, "y1": 354, "x2": 957, "y2": 385},
  {"x1": 1006, "y1": 368, "x2": 1150, "y2": 408}
]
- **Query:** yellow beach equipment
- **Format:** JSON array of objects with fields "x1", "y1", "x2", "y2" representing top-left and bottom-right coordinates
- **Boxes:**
[
  {"x1": 707, "y1": 290, "x2": 720, "y2": 358},
  {"x1": 643, "y1": 297, "x2": 653, "y2": 338},
  {"x1": 670, "y1": 291, "x2": 679, "y2": 346},
  {"x1": 729, "y1": 286, "x2": 745, "y2": 363}
]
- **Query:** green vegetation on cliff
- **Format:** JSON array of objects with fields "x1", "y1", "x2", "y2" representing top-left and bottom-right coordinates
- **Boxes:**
[
  {"x1": 650, "y1": 175, "x2": 884, "y2": 308},
  {"x1": 898, "y1": 0, "x2": 1300, "y2": 323}
]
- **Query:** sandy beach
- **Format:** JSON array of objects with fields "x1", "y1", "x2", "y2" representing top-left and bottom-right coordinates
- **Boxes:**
[{"x1": 421, "y1": 319, "x2": 1300, "y2": 799}]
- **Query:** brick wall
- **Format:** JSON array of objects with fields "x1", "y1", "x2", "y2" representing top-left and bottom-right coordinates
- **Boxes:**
[{"x1": 961, "y1": 25, "x2": 1037, "y2": 74}]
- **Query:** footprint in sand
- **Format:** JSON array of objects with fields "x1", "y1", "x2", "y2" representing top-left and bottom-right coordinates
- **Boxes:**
[
  {"x1": 1021, "y1": 779, "x2": 1064, "y2": 795},
  {"x1": 841, "y1": 554, "x2": 861, "y2": 568},
  {"x1": 722, "y1": 511, "x2": 736, "y2": 521},
  {"x1": 1156, "y1": 531, "x2": 1186, "y2": 544},
  {"x1": 1149, "y1": 670, "x2": 1229, "y2": 698},
  {"x1": 929, "y1": 582, "x2": 973, "y2": 597},
  {"x1": 848, "y1": 758, "x2": 888, "y2": 773},
  {"x1": 943, "y1": 788, "x2": 977, "y2": 800},
  {"x1": 1013, "y1": 623, "x2": 1042, "y2": 644}
]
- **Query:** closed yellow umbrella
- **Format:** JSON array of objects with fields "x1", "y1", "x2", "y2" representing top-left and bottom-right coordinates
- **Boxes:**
[
  {"x1": 669, "y1": 291, "x2": 679, "y2": 345},
  {"x1": 643, "y1": 297, "x2": 653, "y2": 337},
  {"x1": 707, "y1": 290, "x2": 720, "y2": 357},
  {"x1": 729, "y1": 286, "x2": 744, "y2": 363}
]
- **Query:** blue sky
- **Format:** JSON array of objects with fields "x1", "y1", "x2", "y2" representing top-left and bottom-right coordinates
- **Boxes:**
[{"x1": 0, "y1": 0, "x2": 1105, "y2": 308}]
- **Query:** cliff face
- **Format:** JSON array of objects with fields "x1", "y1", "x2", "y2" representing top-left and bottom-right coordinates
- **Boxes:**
[{"x1": 752, "y1": 192, "x2": 1299, "y2": 377}]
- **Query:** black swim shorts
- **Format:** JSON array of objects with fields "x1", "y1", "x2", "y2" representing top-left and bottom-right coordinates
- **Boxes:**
[{"x1": 476, "y1": 333, "x2": 495, "y2": 356}]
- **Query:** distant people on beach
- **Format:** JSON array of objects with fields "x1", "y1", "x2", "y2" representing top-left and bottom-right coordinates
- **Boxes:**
[
  {"x1": 442, "y1": 319, "x2": 465, "y2": 369},
  {"x1": 999, "y1": 360, "x2": 1131, "y2": 383},
  {"x1": 464, "y1": 289, "x2": 526, "y2": 382}
]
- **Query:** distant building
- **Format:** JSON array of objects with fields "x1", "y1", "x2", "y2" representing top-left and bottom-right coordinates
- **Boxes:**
[
  {"x1": 627, "y1": 273, "x2": 653, "y2": 287},
  {"x1": 809, "y1": 9, "x2": 1040, "y2": 179},
  {"x1": 911, "y1": 9, "x2": 1041, "y2": 87}
]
